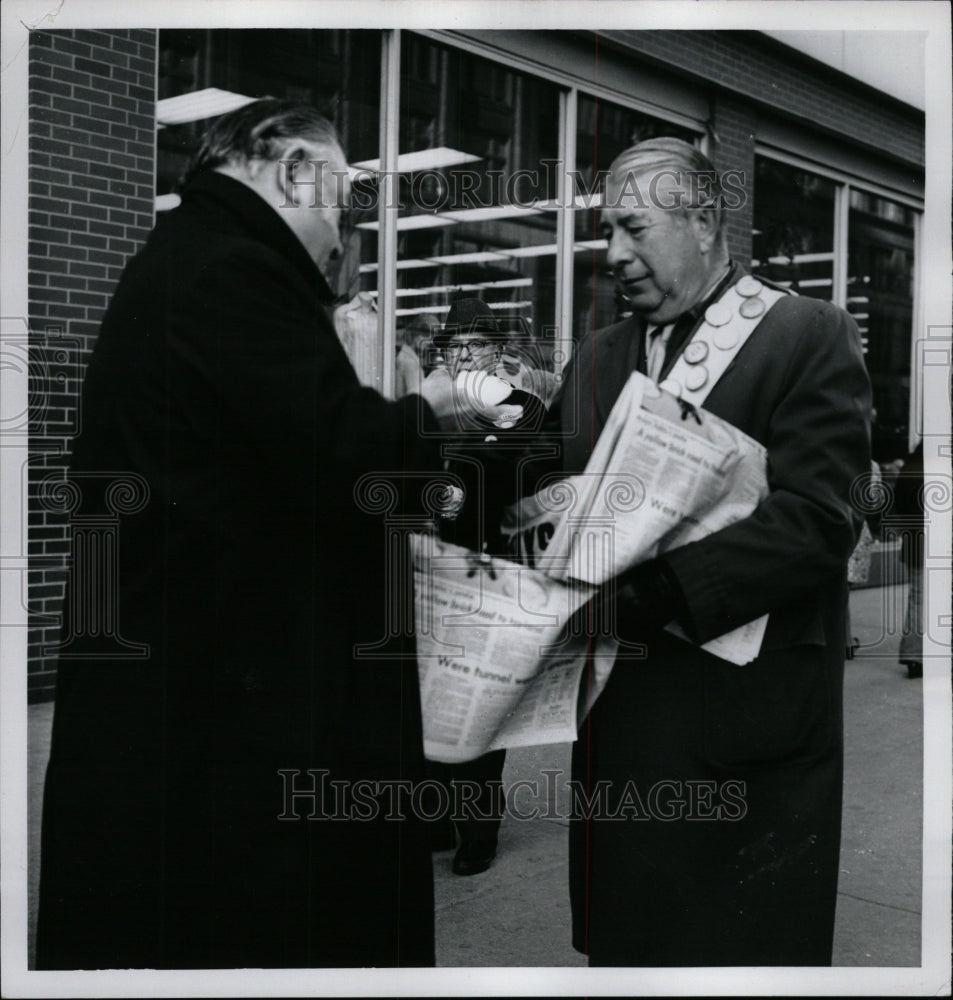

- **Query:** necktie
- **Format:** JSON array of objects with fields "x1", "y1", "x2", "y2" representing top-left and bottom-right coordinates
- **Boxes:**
[
  {"x1": 646, "y1": 324, "x2": 672, "y2": 382},
  {"x1": 643, "y1": 266, "x2": 735, "y2": 382}
]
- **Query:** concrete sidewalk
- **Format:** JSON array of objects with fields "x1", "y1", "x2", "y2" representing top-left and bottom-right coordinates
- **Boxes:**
[
  {"x1": 26, "y1": 585, "x2": 923, "y2": 968},
  {"x1": 435, "y1": 583, "x2": 924, "y2": 967}
]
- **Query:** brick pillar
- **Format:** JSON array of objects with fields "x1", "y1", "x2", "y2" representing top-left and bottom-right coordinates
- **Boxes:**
[
  {"x1": 27, "y1": 29, "x2": 157, "y2": 701},
  {"x1": 710, "y1": 95, "x2": 756, "y2": 270}
]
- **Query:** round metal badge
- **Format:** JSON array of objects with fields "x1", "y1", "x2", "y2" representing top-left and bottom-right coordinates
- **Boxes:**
[
  {"x1": 684, "y1": 340, "x2": 709, "y2": 365},
  {"x1": 704, "y1": 301, "x2": 732, "y2": 328},
  {"x1": 685, "y1": 366, "x2": 709, "y2": 392},
  {"x1": 713, "y1": 327, "x2": 739, "y2": 350},
  {"x1": 736, "y1": 275, "x2": 763, "y2": 298},
  {"x1": 739, "y1": 296, "x2": 766, "y2": 319}
]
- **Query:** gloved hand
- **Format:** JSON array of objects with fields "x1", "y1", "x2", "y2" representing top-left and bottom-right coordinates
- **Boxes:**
[
  {"x1": 615, "y1": 557, "x2": 694, "y2": 642},
  {"x1": 567, "y1": 558, "x2": 693, "y2": 645}
]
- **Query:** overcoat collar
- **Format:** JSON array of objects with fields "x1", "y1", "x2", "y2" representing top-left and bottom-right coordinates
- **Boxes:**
[{"x1": 180, "y1": 171, "x2": 336, "y2": 304}]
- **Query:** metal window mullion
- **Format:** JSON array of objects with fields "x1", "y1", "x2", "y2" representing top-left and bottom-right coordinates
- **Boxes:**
[
  {"x1": 378, "y1": 29, "x2": 401, "y2": 400},
  {"x1": 833, "y1": 181, "x2": 849, "y2": 309},
  {"x1": 909, "y1": 210, "x2": 923, "y2": 449},
  {"x1": 555, "y1": 86, "x2": 578, "y2": 375}
]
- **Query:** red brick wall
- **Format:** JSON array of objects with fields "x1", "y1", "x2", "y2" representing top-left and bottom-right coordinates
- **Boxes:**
[
  {"x1": 28, "y1": 29, "x2": 157, "y2": 701},
  {"x1": 709, "y1": 95, "x2": 757, "y2": 268}
]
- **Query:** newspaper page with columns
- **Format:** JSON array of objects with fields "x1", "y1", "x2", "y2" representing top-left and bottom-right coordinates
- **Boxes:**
[
  {"x1": 410, "y1": 533, "x2": 618, "y2": 764},
  {"x1": 414, "y1": 371, "x2": 771, "y2": 762},
  {"x1": 500, "y1": 371, "x2": 770, "y2": 663}
]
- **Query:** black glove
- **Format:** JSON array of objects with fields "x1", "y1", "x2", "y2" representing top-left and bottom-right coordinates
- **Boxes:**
[
  {"x1": 605, "y1": 557, "x2": 694, "y2": 645},
  {"x1": 563, "y1": 557, "x2": 692, "y2": 646}
]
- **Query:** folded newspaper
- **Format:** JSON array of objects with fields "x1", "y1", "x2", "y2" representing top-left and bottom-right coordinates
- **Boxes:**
[
  {"x1": 414, "y1": 370, "x2": 770, "y2": 762},
  {"x1": 411, "y1": 534, "x2": 618, "y2": 763},
  {"x1": 500, "y1": 371, "x2": 770, "y2": 663}
]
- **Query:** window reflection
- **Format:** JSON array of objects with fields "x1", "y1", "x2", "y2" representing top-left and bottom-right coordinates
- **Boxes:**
[
  {"x1": 848, "y1": 191, "x2": 915, "y2": 460},
  {"x1": 752, "y1": 157, "x2": 836, "y2": 301},
  {"x1": 154, "y1": 30, "x2": 920, "y2": 436},
  {"x1": 382, "y1": 37, "x2": 561, "y2": 377}
]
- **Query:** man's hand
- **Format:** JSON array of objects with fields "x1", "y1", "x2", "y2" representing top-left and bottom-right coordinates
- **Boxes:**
[
  {"x1": 564, "y1": 559, "x2": 692, "y2": 645},
  {"x1": 565, "y1": 580, "x2": 646, "y2": 645},
  {"x1": 418, "y1": 368, "x2": 518, "y2": 430}
]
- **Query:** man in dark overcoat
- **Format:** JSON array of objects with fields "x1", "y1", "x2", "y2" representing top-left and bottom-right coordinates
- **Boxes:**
[
  {"x1": 554, "y1": 138, "x2": 872, "y2": 965},
  {"x1": 35, "y1": 100, "x2": 493, "y2": 969}
]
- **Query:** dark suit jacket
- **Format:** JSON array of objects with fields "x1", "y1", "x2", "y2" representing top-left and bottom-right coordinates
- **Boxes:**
[
  {"x1": 557, "y1": 272, "x2": 873, "y2": 965},
  {"x1": 37, "y1": 172, "x2": 440, "y2": 969}
]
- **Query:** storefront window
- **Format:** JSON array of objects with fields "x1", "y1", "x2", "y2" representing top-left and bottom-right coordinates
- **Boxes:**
[
  {"x1": 154, "y1": 34, "x2": 920, "y2": 432},
  {"x1": 848, "y1": 190, "x2": 916, "y2": 461},
  {"x1": 754, "y1": 155, "x2": 920, "y2": 462},
  {"x1": 572, "y1": 94, "x2": 697, "y2": 338},
  {"x1": 371, "y1": 36, "x2": 562, "y2": 380},
  {"x1": 752, "y1": 157, "x2": 836, "y2": 301}
]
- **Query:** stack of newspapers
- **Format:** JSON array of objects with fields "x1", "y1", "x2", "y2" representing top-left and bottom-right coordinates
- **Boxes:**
[{"x1": 413, "y1": 371, "x2": 770, "y2": 763}]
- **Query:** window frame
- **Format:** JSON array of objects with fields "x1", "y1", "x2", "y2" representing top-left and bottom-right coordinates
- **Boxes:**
[{"x1": 755, "y1": 145, "x2": 924, "y2": 450}]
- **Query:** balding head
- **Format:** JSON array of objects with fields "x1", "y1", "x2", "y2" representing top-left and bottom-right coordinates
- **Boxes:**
[
  {"x1": 606, "y1": 137, "x2": 727, "y2": 249},
  {"x1": 179, "y1": 99, "x2": 350, "y2": 276},
  {"x1": 599, "y1": 137, "x2": 731, "y2": 324}
]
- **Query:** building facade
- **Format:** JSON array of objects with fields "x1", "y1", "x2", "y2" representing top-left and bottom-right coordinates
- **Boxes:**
[{"x1": 26, "y1": 28, "x2": 925, "y2": 699}]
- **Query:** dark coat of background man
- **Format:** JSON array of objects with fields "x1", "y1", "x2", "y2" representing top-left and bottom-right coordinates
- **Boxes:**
[
  {"x1": 556, "y1": 138, "x2": 873, "y2": 966},
  {"x1": 35, "y1": 99, "x2": 493, "y2": 970}
]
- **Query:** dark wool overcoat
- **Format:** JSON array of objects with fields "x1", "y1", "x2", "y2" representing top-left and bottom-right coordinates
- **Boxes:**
[
  {"x1": 36, "y1": 172, "x2": 440, "y2": 969},
  {"x1": 557, "y1": 267, "x2": 872, "y2": 966}
]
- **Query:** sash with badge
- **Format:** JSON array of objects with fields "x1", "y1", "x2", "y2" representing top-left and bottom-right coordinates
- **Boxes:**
[{"x1": 500, "y1": 274, "x2": 787, "y2": 665}]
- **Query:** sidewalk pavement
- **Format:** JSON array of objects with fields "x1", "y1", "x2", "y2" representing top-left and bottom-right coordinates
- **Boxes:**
[{"x1": 26, "y1": 585, "x2": 923, "y2": 968}]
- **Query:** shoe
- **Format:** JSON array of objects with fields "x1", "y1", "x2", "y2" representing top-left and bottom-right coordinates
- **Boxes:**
[
  {"x1": 452, "y1": 839, "x2": 497, "y2": 876},
  {"x1": 902, "y1": 660, "x2": 923, "y2": 679}
]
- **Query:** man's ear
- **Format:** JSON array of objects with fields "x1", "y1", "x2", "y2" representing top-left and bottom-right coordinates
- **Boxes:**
[
  {"x1": 271, "y1": 143, "x2": 314, "y2": 207},
  {"x1": 690, "y1": 202, "x2": 720, "y2": 254}
]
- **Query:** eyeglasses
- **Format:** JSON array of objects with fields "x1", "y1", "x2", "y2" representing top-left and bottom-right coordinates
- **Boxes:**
[{"x1": 444, "y1": 339, "x2": 497, "y2": 358}]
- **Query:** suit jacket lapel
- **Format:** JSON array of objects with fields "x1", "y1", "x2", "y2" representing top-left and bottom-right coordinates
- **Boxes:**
[
  {"x1": 658, "y1": 312, "x2": 703, "y2": 382},
  {"x1": 594, "y1": 315, "x2": 645, "y2": 434}
]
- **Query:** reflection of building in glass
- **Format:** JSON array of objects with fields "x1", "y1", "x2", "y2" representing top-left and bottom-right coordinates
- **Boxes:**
[
  {"x1": 26, "y1": 28, "x2": 925, "y2": 698},
  {"x1": 752, "y1": 158, "x2": 836, "y2": 301},
  {"x1": 848, "y1": 190, "x2": 916, "y2": 461},
  {"x1": 391, "y1": 37, "x2": 560, "y2": 353},
  {"x1": 752, "y1": 157, "x2": 918, "y2": 462}
]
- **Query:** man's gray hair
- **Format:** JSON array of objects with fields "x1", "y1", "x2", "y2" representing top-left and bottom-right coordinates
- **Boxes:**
[
  {"x1": 177, "y1": 98, "x2": 340, "y2": 191},
  {"x1": 607, "y1": 137, "x2": 726, "y2": 242}
]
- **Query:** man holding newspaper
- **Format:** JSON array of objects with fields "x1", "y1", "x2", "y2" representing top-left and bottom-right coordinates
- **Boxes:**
[{"x1": 547, "y1": 138, "x2": 873, "y2": 966}]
